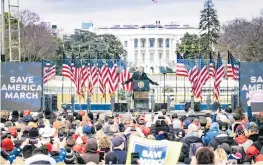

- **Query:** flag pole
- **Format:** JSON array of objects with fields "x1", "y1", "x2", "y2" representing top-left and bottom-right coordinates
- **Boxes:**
[{"x1": 41, "y1": 59, "x2": 44, "y2": 111}]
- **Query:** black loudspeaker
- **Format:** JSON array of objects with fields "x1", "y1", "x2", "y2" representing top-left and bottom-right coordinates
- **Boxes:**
[
  {"x1": 44, "y1": 94, "x2": 51, "y2": 111},
  {"x1": 154, "y1": 103, "x2": 167, "y2": 112},
  {"x1": 212, "y1": 102, "x2": 221, "y2": 111},
  {"x1": 194, "y1": 102, "x2": 201, "y2": 112},
  {"x1": 114, "y1": 103, "x2": 128, "y2": 112},
  {"x1": 185, "y1": 102, "x2": 191, "y2": 111},
  {"x1": 231, "y1": 94, "x2": 238, "y2": 110},
  {"x1": 52, "y1": 95, "x2": 58, "y2": 111}
]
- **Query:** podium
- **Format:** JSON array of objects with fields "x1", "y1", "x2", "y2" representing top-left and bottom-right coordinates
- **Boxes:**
[{"x1": 133, "y1": 80, "x2": 150, "y2": 112}]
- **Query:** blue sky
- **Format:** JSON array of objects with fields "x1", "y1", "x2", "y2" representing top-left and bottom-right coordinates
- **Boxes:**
[{"x1": 14, "y1": 0, "x2": 263, "y2": 33}]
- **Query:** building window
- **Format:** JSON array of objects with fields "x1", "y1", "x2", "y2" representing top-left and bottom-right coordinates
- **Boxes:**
[
  {"x1": 166, "y1": 53, "x2": 169, "y2": 60},
  {"x1": 159, "y1": 53, "x2": 162, "y2": 59},
  {"x1": 134, "y1": 39, "x2": 138, "y2": 48},
  {"x1": 165, "y1": 39, "x2": 169, "y2": 48},
  {"x1": 158, "y1": 39, "x2": 162, "y2": 48},
  {"x1": 150, "y1": 53, "x2": 154, "y2": 61},
  {"x1": 124, "y1": 41, "x2": 128, "y2": 47},
  {"x1": 149, "y1": 38, "x2": 155, "y2": 48},
  {"x1": 142, "y1": 40, "x2": 145, "y2": 48}
]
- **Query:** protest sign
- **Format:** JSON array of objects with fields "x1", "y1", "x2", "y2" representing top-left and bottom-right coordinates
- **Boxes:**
[
  {"x1": 1, "y1": 62, "x2": 43, "y2": 111},
  {"x1": 126, "y1": 135, "x2": 182, "y2": 165}
]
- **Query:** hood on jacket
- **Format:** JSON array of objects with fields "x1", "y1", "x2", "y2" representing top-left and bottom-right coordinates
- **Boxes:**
[
  {"x1": 210, "y1": 123, "x2": 219, "y2": 131},
  {"x1": 235, "y1": 135, "x2": 248, "y2": 144},
  {"x1": 86, "y1": 138, "x2": 98, "y2": 153},
  {"x1": 214, "y1": 135, "x2": 236, "y2": 145},
  {"x1": 181, "y1": 136, "x2": 202, "y2": 146}
]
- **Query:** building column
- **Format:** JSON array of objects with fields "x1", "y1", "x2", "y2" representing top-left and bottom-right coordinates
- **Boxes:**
[
  {"x1": 138, "y1": 38, "x2": 141, "y2": 62},
  {"x1": 169, "y1": 38, "x2": 172, "y2": 61},
  {"x1": 146, "y1": 37, "x2": 150, "y2": 63},
  {"x1": 129, "y1": 38, "x2": 134, "y2": 62},
  {"x1": 163, "y1": 38, "x2": 166, "y2": 63},
  {"x1": 154, "y1": 37, "x2": 158, "y2": 67}
]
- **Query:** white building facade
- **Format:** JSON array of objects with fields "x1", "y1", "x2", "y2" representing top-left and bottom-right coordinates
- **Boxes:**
[{"x1": 82, "y1": 23, "x2": 199, "y2": 73}]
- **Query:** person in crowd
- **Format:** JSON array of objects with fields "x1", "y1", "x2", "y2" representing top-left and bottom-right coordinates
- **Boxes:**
[
  {"x1": 112, "y1": 136, "x2": 127, "y2": 164},
  {"x1": 203, "y1": 122, "x2": 220, "y2": 145},
  {"x1": 172, "y1": 113, "x2": 182, "y2": 129},
  {"x1": 234, "y1": 125, "x2": 253, "y2": 152},
  {"x1": 214, "y1": 148, "x2": 228, "y2": 165},
  {"x1": 191, "y1": 147, "x2": 215, "y2": 165},
  {"x1": 247, "y1": 122, "x2": 259, "y2": 142},
  {"x1": 105, "y1": 151, "x2": 118, "y2": 165},
  {"x1": 209, "y1": 121, "x2": 238, "y2": 149},
  {"x1": 246, "y1": 126, "x2": 263, "y2": 159},
  {"x1": 98, "y1": 136, "x2": 111, "y2": 153},
  {"x1": 81, "y1": 138, "x2": 100, "y2": 164}
]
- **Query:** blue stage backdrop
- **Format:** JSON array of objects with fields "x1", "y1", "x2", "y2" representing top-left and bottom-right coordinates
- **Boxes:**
[
  {"x1": 1, "y1": 62, "x2": 42, "y2": 111},
  {"x1": 240, "y1": 62, "x2": 263, "y2": 112}
]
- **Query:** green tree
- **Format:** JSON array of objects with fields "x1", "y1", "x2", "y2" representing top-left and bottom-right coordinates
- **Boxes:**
[
  {"x1": 63, "y1": 30, "x2": 127, "y2": 59},
  {"x1": 176, "y1": 32, "x2": 203, "y2": 57},
  {"x1": 199, "y1": 0, "x2": 220, "y2": 55}
]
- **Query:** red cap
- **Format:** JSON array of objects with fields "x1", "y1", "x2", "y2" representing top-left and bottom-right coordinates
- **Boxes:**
[
  {"x1": 142, "y1": 127, "x2": 151, "y2": 136},
  {"x1": 255, "y1": 154, "x2": 263, "y2": 163},
  {"x1": 8, "y1": 127, "x2": 17, "y2": 138},
  {"x1": 1, "y1": 138, "x2": 14, "y2": 151},
  {"x1": 246, "y1": 145, "x2": 259, "y2": 158},
  {"x1": 23, "y1": 110, "x2": 30, "y2": 116},
  {"x1": 44, "y1": 143, "x2": 52, "y2": 153}
]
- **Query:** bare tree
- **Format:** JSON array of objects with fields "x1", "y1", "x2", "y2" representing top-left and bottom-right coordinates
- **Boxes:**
[
  {"x1": 19, "y1": 10, "x2": 59, "y2": 61},
  {"x1": 218, "y1": 10, "x2": 263, "y2": 61}
]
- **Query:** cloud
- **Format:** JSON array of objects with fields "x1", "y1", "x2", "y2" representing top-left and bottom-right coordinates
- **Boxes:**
[{"x1": 17, "y1": 0, "x2": 263, "y2": 33}]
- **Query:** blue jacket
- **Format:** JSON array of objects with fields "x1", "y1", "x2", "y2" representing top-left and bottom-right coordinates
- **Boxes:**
[{"x1": 203, "y1": 123, "x2": 219, "y2": 145}]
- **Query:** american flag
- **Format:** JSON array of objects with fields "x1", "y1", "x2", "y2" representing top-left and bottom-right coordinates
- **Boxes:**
[
  {"x1": 214, "y1": 52, "x2": 225, "y2": 100},
  {"x1": 43, "y1": 60, "x2": 56, "y2": 84},
  {"x1": 176, "y1": 52, "x2": 188, "y2": 77},
  {"x1": 209, "y1": 52, "x2": 216, "y2": 78},
  {"x1": 71, "y1": 55, "x2": 84, "y2": 96},
  {"x1": 62, "y1": 53, "x2": 74, "y2": 83},
  {"x1": 98, "y1": 59, "x2": 108, "y2": 97},
  {"x1": 188, "y1": 57, "x2": 199, "y2": 95},
  {"x1": 87, "y1": 60, "x2": 97, "y2": 95},
  {"x1": 120, "y1": 60, "x2": 132, "y2": 92},
  {"x1": 230, "y1": 53, "x2": 239, "y2": 80},
  {"x1": 108, "y1": 58, "x2": 119, "y2": 94},
  {"x1": 195, "y1": 54, "x2": 209, "y2": 99},
  {"x1": 227, "y1": 51, "x2": 234, "y2": 78},
  {"x1": 80, "y1": 59, "x2": 89, "y2": 90}
]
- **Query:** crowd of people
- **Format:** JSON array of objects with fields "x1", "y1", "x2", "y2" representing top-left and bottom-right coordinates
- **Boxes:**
[{"x1": 0, "y1": 102, "x2": 263, "y2": 165}]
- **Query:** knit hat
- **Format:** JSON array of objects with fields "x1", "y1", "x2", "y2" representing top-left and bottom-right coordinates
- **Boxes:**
[
  {"x1": 28, "y1": 122, "x2": 37, "y2": 128},
  {"x1": 23, "y1": 110, "x2": 30, "y2": 116},
  {"x1": 22, "y1": 116, "x2": 32, "y2": 124},
  {"x1": 175, "y1": 128, "x2": 186, "y2": 138},
  {"x1": 66, "y1": 136, "x2": 75, "y2": 147},
  {"x1": 1, "y1": 138, "x2": 14, "y2": 151},
  {"x1": 44, "y1": 143, "x2": 52, "y2": 153},
  {"x1": 39, "y1": 125, "x2": 55, "y2": 137},
  {"x1": 105, "y1": 151, "x2": 118, "y2": 165},
  {"x1": 82, "y1": 124, "x2": 92, "y2": 134},
  {"x1": 8, "y1": 127, "x2": 17, "y2": 138},
  {"x1": 219, "y1": 143, "x2": 231, "y2": 154},
  {"x1": 219, "y1": 122, "x2": 228, "y2": 131},
  {"x1": 4, "y1": 121, "x2": 13, "y2": 128},
  {"x1": 12, "y1": 110, "x2": 19, "y2": 117},
  {"x1": 111, "y1": 136, "x2": 125, "y2": 147},
  {"x1": 29, "y1": 127, "x2": 39, "y2": 139},
  {"x1": 86, "y1": 138, "x2": 98, "y2": 153},
  {"x1": 246, "y1": 145, "x2": 259, "y2": 158},
  {"x1": 64, "y1": 147, "x2": 75, "y2": 164},
  {"x1": 235, "y1": 125, "x2": 245, "y2": 136},
  {"x1": 142, "y1": 127, "x2": 151, "y2": 136}
]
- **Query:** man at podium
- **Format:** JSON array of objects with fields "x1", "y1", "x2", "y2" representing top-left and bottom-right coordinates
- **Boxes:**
[{"x1": 121, "y1": 65, "x2": 159, "y2": 86}]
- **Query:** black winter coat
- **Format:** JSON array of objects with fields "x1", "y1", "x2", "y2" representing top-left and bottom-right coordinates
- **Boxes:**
[
  {"x1": 208, "y1": 134, "x2": 238, "y2": 150},
  {"x1": 179, "y1": 136, "x2": 203, "y2": 164}
]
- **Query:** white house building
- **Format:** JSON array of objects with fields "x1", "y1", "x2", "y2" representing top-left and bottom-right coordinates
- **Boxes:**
[{"x1": 81, "y1": 21, "x2": 199, "y2": 73}]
